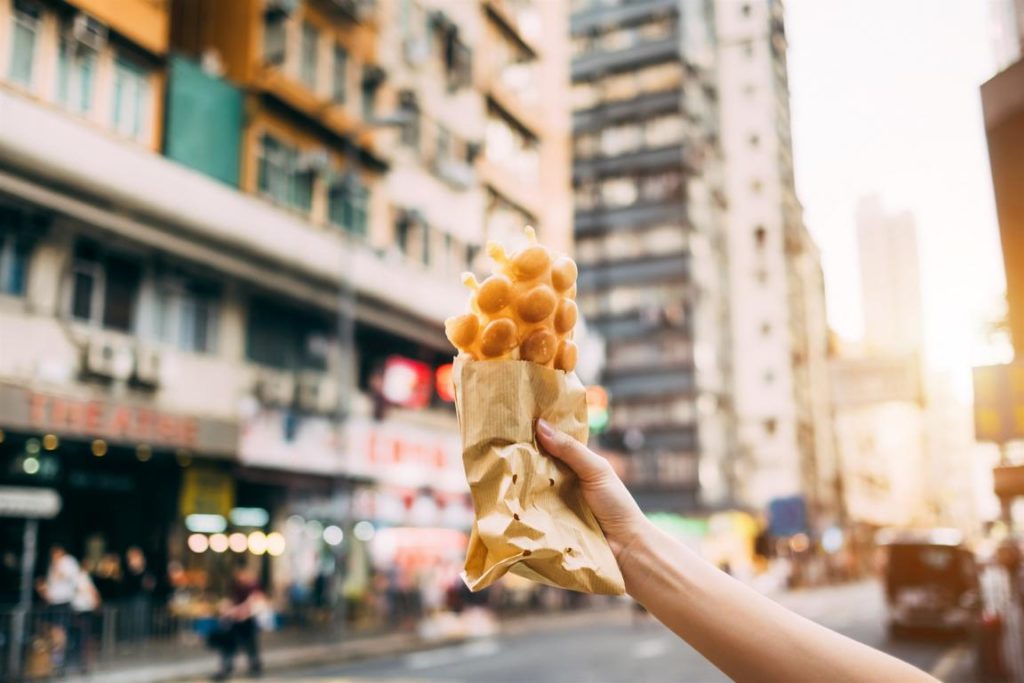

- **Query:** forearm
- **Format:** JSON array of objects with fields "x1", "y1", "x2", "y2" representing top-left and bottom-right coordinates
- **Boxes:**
[{"x1": 621, "y1": 522, "x2": 935, "y2": 683}]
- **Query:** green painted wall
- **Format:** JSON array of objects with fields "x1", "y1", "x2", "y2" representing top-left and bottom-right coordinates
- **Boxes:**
[{"x1": 163, "y1": 56, "x2": 243, "y2": 187}]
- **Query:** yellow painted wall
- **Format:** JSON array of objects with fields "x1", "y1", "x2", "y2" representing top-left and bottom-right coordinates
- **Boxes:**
[{"x1": 66, "y1": 0, "x2": 170, "y2": 55}]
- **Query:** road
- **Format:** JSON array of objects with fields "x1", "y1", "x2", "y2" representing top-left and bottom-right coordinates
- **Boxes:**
[{"x1": 273, "y1": 581, "x2": 971, "y2": 683}]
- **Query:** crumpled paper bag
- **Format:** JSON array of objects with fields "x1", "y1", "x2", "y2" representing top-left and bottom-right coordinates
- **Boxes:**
[{"x1": 453, "y1": 356, "x2": 625, "y2": 595}]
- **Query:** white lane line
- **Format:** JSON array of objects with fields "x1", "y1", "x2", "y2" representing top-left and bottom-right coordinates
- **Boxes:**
[
  {"x1": 632, "y1": 638, "x2": 671, "y2": 659},
  {"x1": 405, "y1": 639, "x2": 501, "y2": 670},
  {"x1": 930, "y1": 642, "x2": 970, "y2": 680}
]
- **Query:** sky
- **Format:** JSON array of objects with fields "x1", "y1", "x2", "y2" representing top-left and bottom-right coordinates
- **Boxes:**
[{"x1": 784, "y1": 0, "x2": 1009, "y2": 381}]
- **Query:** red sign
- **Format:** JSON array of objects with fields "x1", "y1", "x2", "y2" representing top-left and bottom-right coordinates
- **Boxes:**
[
  {"x1": 381, "y1": 356, "x2": 432, "y2": 409},
  {"x1": 27, "y1": 392, "x2": 199, "y2": 449},
  {"x1": 435, "y1": 364, "x2": 455, "y2": 402}
]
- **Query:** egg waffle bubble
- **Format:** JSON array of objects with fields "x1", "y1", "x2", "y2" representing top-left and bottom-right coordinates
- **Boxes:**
[{"x1": 445, "y1": 226, "x2": 579, "y2": 373}]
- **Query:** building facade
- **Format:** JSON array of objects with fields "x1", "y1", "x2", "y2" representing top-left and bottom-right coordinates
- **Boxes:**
[
  {"x1": 984, "y1": 2, "x2": 1024, "y2": 359},
  {"x1": 0, "y1": 0, "x2": 570, "y2": 605},
  {"x1": 714, "y1": 0, "x2": 835, "y2": 520},
  {"x1": 570, "y1": 0, "x2": 735, "y2": 511}
]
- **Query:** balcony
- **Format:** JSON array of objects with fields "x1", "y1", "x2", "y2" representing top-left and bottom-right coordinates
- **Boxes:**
[
  {"x1": 0, "y1": 90, "x2": 464, "y2": 346},
  {"x1": 589, "y1": 310, "x2": 689, "y2": 341},
  {"x1": 573, "y1": 89, "x2": 682, "y2": 134},
  {"x1": 574, "y1": 143, "x2": 685, "y2": 181},
  {"x1": 604, "y1": 367, "x2": 694, "y2": 399},
  {"x1": 478, "y1": 157, "x2": 541, "y2": 219},
  {"x1": 484, "y1": 0, "x2": 541, "y2": 59},
  {"x1": 578, "y1": 252, "x2": 689, "y2": 291},
  {"x1": 575, "y1": 198, "x2": 688, "y2": 235},
  {"x1": 571, "y1": 0, "x2": 679, "y2": 36},
  {"x1": 572, "y1": 37, "x2": 679, "y2": 83}
]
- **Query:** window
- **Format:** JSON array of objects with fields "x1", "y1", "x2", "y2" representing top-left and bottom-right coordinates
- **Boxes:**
[
  {"x1": 57, "y1": 38, "x2": 97, "y2": 114},
  {"x1": 111, "y1": 56, "x2": 150, "y2": 140},
  {"x1": 332, "y1": 45, "x2": 348, "y2": 103},
  {"x1": 763, "y1": 370, "x2": 775, "y2": 385},
  {"x1": 749, "y1": 133, "x2": 760, "y2": 147},
  {"x1": 435, "y1": 125, "x2": 451, "y2": 165},
  {"x1": 155, "y1": 279, "x2": 219, "y2": 353},
  {"x1": 8, "y1": 0, "x2": 41, "y2": 88},
  {"x1": 69, "y1": 245, "x2": 141, "y2": 333},
  {"x1": 754, "y1": 226, "x2": 767, "y2": 247},
  {"x1": 600, "y1": 177, "x2": 637, "y2": 208},
  {"x1": 328, "y1": 175, "x2": 369, "y2": 237},
  {"x1": 398, "y1": 92, "x2": 420, "y2": 150},
  {"x1": 264, "y1": 13, "x2": 286, "y2": 65},
  {"x1": 395, "y1": 210, "x2": 431, "y2": 265},
  {"x1": 247, "y1": 297, "x2": 329, "y2": 371},
  {"x1": 763, "y1": 418, "x2": 777, "y2": 435},
  {"x1": 741, "y1": 4, "x2": 752, "y2": 17},
  {"x1": 0, "y1": 230, "x2": 30, "y2": 297},
  {"x1": 361, "y1": 67, "x2": 379, "y2": 119},
  {"x1": 257, "y1": 134, "x2": 313, "y2": 213},
  {"x1": 761, "y1": 322, "x2": 772, "y2": 336},
  {"x1": 751, "y1": 179, "x2": 764, "y2": 194},
  {"x1": 301, "y1": 22, "x2": 318, "y2": 90}
]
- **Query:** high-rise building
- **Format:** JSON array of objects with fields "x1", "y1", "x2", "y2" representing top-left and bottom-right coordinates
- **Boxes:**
[
  {"x1": 0, "y1": 0, "x2": 571, "y2": 621},
  {"x1": 984, "y1": 0, "x2": 1024, "y2": 358},
  {"x1": 855, "y1": 196, "x2": 924, "y2": 356},
  {"x1": 570, "y1": 0, "x2": 734, "y2": 510},
  {"x1": 715, "y1": 0, "x2": 836, "y2": 517}
]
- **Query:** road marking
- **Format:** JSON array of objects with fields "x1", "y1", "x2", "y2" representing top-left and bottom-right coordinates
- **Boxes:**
[
  {"x1": 405, "y1": 639, "x2": 501, "y2": 670},
  {"x1": 930, "y1": 642, "x2": 969, "y2": 680},
  {"x1": 632, "y1": 638, "x2": 671, "y2": 659}
]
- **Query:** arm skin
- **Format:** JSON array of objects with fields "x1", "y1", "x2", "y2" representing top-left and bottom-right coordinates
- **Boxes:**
[{"x1": 536, "y1": 419, "x2": 936, "y2": 683}]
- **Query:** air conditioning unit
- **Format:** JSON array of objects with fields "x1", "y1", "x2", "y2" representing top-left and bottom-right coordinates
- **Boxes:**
[
  {"x1": 328, "y1": 0, "x2": 375, "y2": 22},
  {"x1": 256, "y1": 370, "x2": 295, "y2": 407},
  {"x1": 85, "y1": 334, "x2": 134, "y2": 380},
  {"x1": 295, "y1": 147, "x2": 332, "y2": 174},
  {"x1": 135, "y1": 346, "x2": 162, "y2": 387},
  {"x1": 438, "y1": 161, "x2": 474, "y2": 190},
  {"x1": 297, "y1": 373, "x2": 340, "y2": 414},
  {"x1": 265, "y1": 0, "x2": 299, "y2": 16},
  {"x1": 71, "y1": 13, "x2": 108, "y2": 52},
  {"x1": 403, "y1": 37, "x2": 429, "y2": 66}
]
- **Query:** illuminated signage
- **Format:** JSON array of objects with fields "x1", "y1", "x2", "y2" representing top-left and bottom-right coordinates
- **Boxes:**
[{"x1": 381, "y1": 356, "x2": 432, "y2": 409}]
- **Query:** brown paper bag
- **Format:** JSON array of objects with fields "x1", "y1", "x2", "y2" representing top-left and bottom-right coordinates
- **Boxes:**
[{"x1": 453, "y1": 356, "x2": 625, "y2": 595}]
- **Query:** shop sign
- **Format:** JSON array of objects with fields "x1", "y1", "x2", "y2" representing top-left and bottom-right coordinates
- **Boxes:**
[
  {"x1": 179, "y1": 466, "x2": 235, "y2": 517},
  {"x1": 345, "y1": 418, "x2": 465, "y2": 493},
  {"x1": 0, "y1": 383, "x2": 237, "y2": 455},
  {"x1": 0, "y1": 486, "x2": 61, "y2": 519},
  {"x1": 239, "y1": 411, "x2": 343, "y2": 475},
  {"x1": 973, "y1": 363, "x2": 1024, "y2": 443}
]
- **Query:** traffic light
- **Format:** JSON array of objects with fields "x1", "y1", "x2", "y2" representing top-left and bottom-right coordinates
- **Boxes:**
[{"x1": 586, "y1": 385, "x2": 609, "y2": 434}]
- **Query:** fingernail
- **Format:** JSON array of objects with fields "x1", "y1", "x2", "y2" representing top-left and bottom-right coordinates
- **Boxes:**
[{"x1": 536, "y1": 419, "x2": 555, "y2": 439}]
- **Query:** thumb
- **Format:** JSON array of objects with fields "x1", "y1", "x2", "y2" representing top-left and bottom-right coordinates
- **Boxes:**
[{"x1": 536, "y1": 419, "x2": 612, "y2": 483}]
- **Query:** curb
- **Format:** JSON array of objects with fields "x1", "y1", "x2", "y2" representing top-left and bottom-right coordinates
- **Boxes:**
[{"x1": 62, "y1": 606, "x2": 628, "y2": 683}]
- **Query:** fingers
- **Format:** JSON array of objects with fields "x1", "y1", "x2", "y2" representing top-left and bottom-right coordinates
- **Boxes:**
[{"x1": 536, "y1": 419, "x2": 611, "y2": 482}]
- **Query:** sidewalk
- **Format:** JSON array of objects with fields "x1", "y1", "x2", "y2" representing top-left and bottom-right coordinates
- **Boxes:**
[{"x1": 63, "y1": 605, "x2": 631, "y2": 683}]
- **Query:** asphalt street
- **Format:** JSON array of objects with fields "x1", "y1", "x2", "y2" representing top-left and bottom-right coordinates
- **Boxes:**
[{"x1": 273, "y1": 581, "x2": 970, "y2": 683}]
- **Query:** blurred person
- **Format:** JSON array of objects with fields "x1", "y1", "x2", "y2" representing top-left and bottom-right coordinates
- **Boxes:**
[
  {"x1": 212, "y1": 564, "x2": 265, "y2": 681},
  {"x1": 122, "y1": 546, "x2": 156, "y2": 642},
  {"x1": 535, "y1": 420, "x2": 937, "y2": 683},
  {"x1": 91, "y1": 553, "x2": 123, "y2": 603},
  {"x1": 71, "y1": 564, "x2": 101, "y2": 673},
  {"x1": 35, "y1": 545, "x2": 82, "y2": 672}
]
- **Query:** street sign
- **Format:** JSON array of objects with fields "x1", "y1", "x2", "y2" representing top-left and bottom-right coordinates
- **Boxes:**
[
  {"x1": 973, "y1": 363, "x2": 1024, "y2": 443},
  {"x1": 0, "y1": 486, "x2": 61, "y2": 518},
  {"x1": 768, "y1": 496, "x2": 807, "y2": 537}
]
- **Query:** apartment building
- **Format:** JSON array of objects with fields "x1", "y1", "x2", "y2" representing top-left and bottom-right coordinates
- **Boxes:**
[
  {"x1": 0, "y1": 0, "x2": 571, "y2": 595},
  {"x1": 715, "y1": 0, "x2": 836, "y2": 521},
  {"x1": 570, "y1": 0, "x2": 735, "y2": 511}
]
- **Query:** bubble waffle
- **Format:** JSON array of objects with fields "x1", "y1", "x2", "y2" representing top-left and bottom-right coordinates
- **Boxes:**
[{"x1": 445, "y1": 227, "x2": 579, "y2": 373}]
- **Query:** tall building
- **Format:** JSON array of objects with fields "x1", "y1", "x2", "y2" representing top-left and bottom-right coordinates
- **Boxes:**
[
  {"x1": 0, "y1": 0, "x2": 570, "y2": 614},
  {"x1": 984, "y1": 1, "x2": 1024, "y2": 358},
  {"x1": 570, "y1": 0, "x2": 735, "y2": 511},
  {"x1": 855, "y1": 195, "x2": 924, "y2": 356},
  {"x1": 715, "y1": 0, "x2": 836, "y2": 518}
]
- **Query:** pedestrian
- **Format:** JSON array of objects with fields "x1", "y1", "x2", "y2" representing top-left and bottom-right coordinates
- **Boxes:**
[
  {"x1": 35, "y1": 545, "x2": 81, "y2": 673},
  {"x1": 91, "y1": 553, "x2": 123, "y2": 603},
  {"x1": 71, "y1": 565, "x2": 101, "y2": 672},
  {"x1": 211, "y1": 565, "x2": 265, "y2": 681},
  {"x1": 121, "y1": 546, "x2": 156, "y2": 643},
  {"x1": 534, "y1": 419, "x2": 938, "y2": 683}
]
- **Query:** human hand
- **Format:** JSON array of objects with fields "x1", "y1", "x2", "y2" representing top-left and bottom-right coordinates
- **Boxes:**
[{"x1": 536, "y1": 418, "x2": 649, "y2": 561}]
